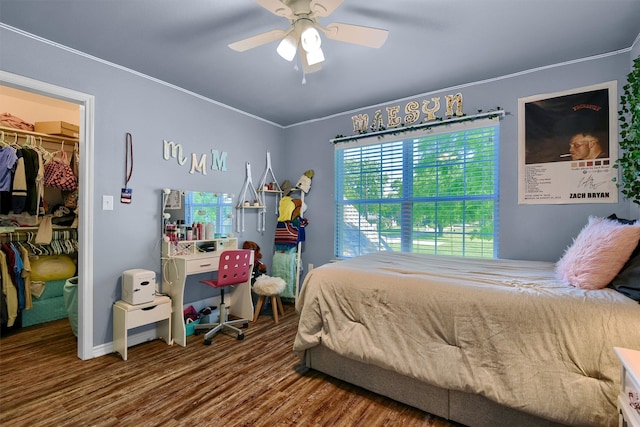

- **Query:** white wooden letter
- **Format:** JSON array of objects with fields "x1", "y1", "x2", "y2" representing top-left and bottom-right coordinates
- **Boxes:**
[
  {"x1": 190, "y1": 153, "x2": 207, "y2": 175},
  {"x1": 211, "y1": 150, "x2": 227, "y2": 172},
  {"x1": 163, "y1": 140, "x2": 187, "y2": 165}
]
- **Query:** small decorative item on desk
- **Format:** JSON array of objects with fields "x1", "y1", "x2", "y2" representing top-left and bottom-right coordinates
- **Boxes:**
[
  {"x1": 614, "y1": 347, "x2": 640, "y2": 427},
  {"x1": 630, "y1": 390, "x2": 640, "y2": 411}
]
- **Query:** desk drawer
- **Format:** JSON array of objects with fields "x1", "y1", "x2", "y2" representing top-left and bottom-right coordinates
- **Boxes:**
[
  {"x1": 127, "y1": 302, "x2": 171, "y2": 329},
  {"x1": 185, "y1": 257, "x2": 219, "y2": 274}
]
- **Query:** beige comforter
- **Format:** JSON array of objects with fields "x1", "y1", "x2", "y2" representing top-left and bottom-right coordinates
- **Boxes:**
[{"x1": 293, "y1": 252, "x2": 640, "y2": 426}]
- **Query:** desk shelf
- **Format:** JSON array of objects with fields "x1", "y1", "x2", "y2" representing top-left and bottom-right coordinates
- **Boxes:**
[{"x1": 162, "y1": 238, "x2": 236, "y2": 257}]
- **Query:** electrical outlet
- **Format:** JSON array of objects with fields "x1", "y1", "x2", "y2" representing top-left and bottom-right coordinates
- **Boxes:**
[{"x1": 102, "y1": 195, "x2": 114, "y2": 210}]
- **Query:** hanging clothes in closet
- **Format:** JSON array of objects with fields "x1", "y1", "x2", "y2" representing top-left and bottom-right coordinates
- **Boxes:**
[
  {"x1": 0, "y1": 132, "x2": 78, "y2": 228},
  {"x1": 0, "y1": 141, "x2": 18, "y2": 216},
  {"x1": 0, "y1": 230, "x2": 78, "y2": 333},
  {"x1": 0, "y1": 135, "x2": 48, "y2": 218}
]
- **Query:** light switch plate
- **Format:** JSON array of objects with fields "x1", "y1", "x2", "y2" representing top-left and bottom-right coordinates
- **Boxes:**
[{"x1": 102, "y1": 195, "x2": 114, "y2": 210}]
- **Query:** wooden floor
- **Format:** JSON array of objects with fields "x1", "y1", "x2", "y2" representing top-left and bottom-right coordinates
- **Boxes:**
[{"x1": 0, "y1": 303, "x2": 457, "y2": 426}]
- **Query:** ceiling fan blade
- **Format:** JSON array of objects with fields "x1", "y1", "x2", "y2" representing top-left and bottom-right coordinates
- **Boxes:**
[
  {"x1": 254, "y1": 0, "x2": 292, "y2": 18},
  {"x1": 321, "y1": 23, "x2": 389, "y2": 48},
  {"x1": 310, "y1": 0, "x2": 344, "y2": 17},
  {"x1": 228, "y1": 29, "x2": 288, "y2": 52}
]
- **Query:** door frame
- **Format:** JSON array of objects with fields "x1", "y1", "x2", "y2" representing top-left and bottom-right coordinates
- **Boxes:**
[{"x1": 0, "y1": 70, "x2": 95, "y2": 360}]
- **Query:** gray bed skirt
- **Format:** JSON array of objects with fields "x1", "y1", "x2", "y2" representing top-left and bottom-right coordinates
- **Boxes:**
[{"x1": 304, "y1": 345, "x2": 567, "y2": 427}]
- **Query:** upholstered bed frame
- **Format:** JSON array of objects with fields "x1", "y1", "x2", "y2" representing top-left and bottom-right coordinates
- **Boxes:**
[{"x1": 304, "y1": 345, "x2": 566, "y2": 427}]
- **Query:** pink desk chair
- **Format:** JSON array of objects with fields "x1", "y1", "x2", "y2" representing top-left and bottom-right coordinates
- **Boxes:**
[{"x1": 195, "y1": 249, "x2": 252, "y2": 345}]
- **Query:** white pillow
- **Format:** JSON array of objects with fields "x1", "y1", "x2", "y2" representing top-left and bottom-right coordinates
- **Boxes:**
[{"x1": 555, "y1": 216, "x2": 640, "y2": 289}]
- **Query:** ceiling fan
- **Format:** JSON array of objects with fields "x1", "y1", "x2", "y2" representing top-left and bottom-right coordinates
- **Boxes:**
[{"x1": 228, "y1": 0, "x2": 389, "y2": 73}]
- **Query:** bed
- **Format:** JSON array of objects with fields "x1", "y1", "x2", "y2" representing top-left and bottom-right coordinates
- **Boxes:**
[{"x1": 293, "y1": 249, "x2": 640, "y2": 426}]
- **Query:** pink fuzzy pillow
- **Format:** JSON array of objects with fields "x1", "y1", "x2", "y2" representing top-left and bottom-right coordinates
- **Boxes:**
[{"x1": 555, "y1": 216, "x2": 640, "y2": 289}]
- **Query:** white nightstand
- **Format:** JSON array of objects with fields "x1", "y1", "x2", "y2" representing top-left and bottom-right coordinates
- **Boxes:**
[
  {"x1": 113, "y1": 295, "x2": 172, "y2": 361},
  {"x1": 614, "y1": 347, "x2": 640, "y2": 427}
]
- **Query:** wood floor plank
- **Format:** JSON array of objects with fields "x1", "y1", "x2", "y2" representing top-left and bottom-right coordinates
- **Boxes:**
[{"x1": 0, "y1": 304, "x2": 457, "y2": 426}]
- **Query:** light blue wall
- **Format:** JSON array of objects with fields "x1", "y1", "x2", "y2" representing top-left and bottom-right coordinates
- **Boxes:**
[
  {"x1": 283, "y1": 52, "x2": 636, "y2": 268},
  {"x1": 1, "y1": 26, "x2": 637, "y2": 349},
  {"x1": 1, "y1": 27, "x2": 286, "y2": 346}
]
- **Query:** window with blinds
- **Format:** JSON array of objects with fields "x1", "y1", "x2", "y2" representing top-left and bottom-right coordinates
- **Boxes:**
[{"x1": 335, "y1": 119, "x2": 499, "y2": 258}]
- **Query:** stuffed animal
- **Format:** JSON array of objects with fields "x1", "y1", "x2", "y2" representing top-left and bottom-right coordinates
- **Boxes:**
[{"x1": 243, "y1": 240, "x2": 267, "y2": 283}]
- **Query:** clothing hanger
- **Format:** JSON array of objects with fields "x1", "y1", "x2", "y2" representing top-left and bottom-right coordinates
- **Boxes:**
[
  {"x1": 16, "y1": 233, "x2": 28, "y2": 252},
  {"x1": 0, "y1": 131, "x2": 15, "y2": 148},
  {"x1": 34, "y1": 136, "x2": 50, "y2": 159},
  {"x1": 24, "y1": 232, "x2": 39, "y2": 255},
  {"x1": 65, "y1": 237, "x2": 75, "y2": 255}
]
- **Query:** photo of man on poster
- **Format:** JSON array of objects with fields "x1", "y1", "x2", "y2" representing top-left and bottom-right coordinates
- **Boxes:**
[{"x1": 524, "y1": 88, "x2": 609, "y2": 165}]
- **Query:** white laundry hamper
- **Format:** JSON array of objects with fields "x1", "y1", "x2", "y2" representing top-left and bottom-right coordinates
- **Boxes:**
[{"x1": 63, "y1": 276, "x2": 79, "y2": 337}]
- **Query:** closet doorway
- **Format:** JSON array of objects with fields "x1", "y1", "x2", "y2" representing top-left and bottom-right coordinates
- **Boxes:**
[{"x1": 0, "y1": 71, "x2": 95, "y2": 360}]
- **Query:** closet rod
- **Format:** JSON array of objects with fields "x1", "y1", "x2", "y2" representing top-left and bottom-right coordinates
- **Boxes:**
[
  {"x1": 0, "y1": 228, "x2": 77, "y2": 240},
  {"x1": 0, "y1": 125, "x2": 77, "y2": 154}
]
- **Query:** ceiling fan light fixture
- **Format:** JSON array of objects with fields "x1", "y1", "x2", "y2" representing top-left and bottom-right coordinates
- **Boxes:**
[
  {"x1": 276, "y1": 33, "x2": 298, "y2": 61},
  {"x1": 306, "y1": 47, "x2": 325, "y2": 66},
  {"x1": 228, "y1": 1, "x2": 390, "y2": 73},
  {"x1": 300, "y1": 21, "x2": 322, "y2": 53}
]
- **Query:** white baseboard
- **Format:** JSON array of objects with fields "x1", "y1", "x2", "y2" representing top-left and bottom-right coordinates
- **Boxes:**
[{"x1": 92, "y1": 329, "x2": 162, "y2": 358}]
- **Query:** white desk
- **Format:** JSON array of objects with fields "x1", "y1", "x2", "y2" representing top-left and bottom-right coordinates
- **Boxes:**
[{"x1": 161, "y1": 238, "x2": 254, "y2": 347}]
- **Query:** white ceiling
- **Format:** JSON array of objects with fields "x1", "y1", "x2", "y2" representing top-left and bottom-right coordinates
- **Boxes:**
[{"x1": 1, "y1": 0, "x2": 639, "y2": 127}]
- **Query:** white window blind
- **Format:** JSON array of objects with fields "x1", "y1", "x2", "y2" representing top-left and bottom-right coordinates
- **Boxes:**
[
  {"x1": 335, "y1": 118, "x2": 499, "y2": 258},
  {"x1": 184, "y1": 192, "x2": 234, "y2": 233}
]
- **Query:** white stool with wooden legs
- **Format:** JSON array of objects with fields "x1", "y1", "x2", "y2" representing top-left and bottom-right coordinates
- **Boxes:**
[{"x1": 252, "y1": 275, "x2": 286, "y2": 324}]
